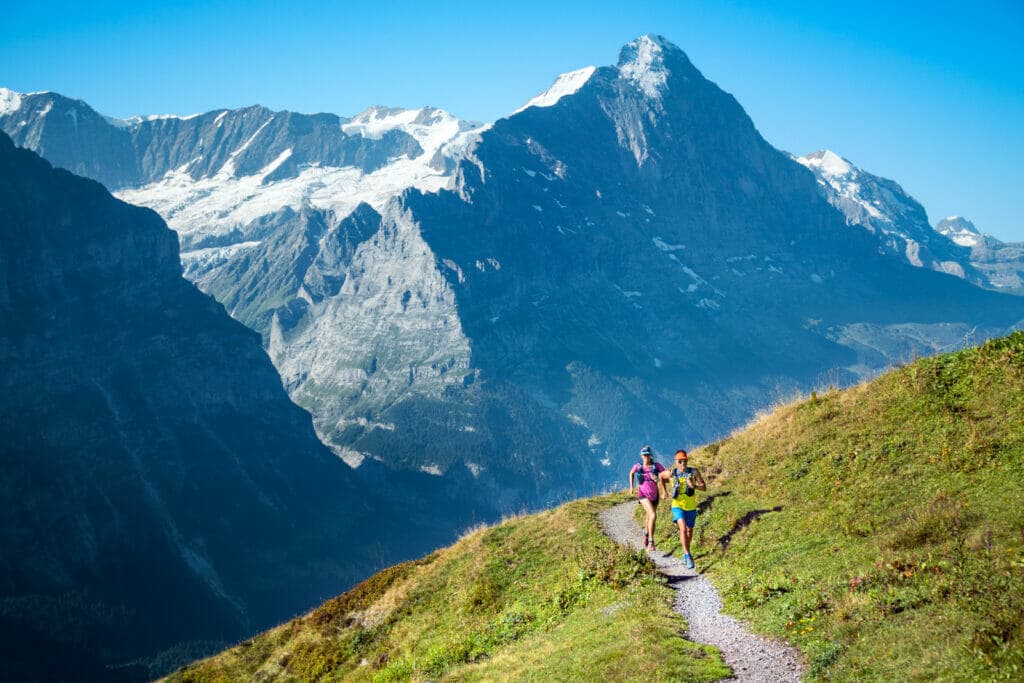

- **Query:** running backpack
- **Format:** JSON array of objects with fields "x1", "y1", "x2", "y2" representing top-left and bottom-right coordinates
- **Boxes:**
[
  {"x1": 671, "y1": 467, "x2": 694, "y2": 499},
  {"x1": 634, "y1": 463, "x2": 656, "y2": 487}
]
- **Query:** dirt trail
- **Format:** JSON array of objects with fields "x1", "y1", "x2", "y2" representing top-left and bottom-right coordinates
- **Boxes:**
[{"x1": 599, "y1": 501, "x2": 804, "y2": 682}]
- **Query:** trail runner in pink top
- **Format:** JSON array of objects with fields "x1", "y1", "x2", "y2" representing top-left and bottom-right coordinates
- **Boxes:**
[{"x1": 628, "y1": 445, "x2": 667, "y2": 551}]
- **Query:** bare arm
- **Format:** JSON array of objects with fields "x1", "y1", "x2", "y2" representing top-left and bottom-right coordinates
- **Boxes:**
[
  {"x1": 693, "y1": 468, "x2": 707, "y2": 491},
  {"x1": 659, "y1": 469, "x2": 672, "y2": 496},
  {"x1": 628, "y1": 467, "x2": 635, "y2": 495}
]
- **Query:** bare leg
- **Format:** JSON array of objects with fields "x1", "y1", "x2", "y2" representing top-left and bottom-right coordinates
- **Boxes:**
[
  {"x1": 638, "y1": 498, "x2": 657, "y2": 544},
  {"x1": 677, "y1": 518, "x2": 688, "y2": 553}
]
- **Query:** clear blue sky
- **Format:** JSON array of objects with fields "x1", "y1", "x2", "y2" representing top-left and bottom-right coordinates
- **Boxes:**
[{"x1": 2, "y1": 0, "x2": 1022, "y2": 240}]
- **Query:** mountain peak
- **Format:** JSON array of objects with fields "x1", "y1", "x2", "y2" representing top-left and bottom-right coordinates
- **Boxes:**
[
  {"x1": 617, "y1": 34, "x2": 678, "y2": 99},
  {"x1": 0, "y1": 87, "x2": 23, "y2": 115},
  {"x1": 797, "y1": 149, "x2": 854, "y2": 178},
  {"x1": 936, "y1": 215, "x2": 985, "y2": 248},
  {"x1": 937, "y1": 215, "x2": 980, "y2": 234},
  {"x1": 514, "y1": 66, "x2": 597, "y2": 114}
]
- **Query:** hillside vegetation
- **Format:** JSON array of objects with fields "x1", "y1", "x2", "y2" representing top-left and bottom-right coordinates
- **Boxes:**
[
  {"x1": 173, "y1": 332, "x2": 1023, "y2": 681},
  {"x1": 663, "y1": 330, "x2": 1023, "y2": 680},
  {"x1": 169, "y1": 496, "x2": 729, "y2": 682}
]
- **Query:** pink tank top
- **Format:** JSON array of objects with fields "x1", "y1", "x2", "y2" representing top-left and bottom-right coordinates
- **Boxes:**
[{"x1": 631, "y1": 462, "x2": 664, "y2": 500}]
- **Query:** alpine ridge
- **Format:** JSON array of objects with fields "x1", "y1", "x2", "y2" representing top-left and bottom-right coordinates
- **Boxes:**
[
  {"x1": 935, "y1": 215, "x2": 1024, "y2": 292},
  {"x1": 795, "y1": 149, "x2": 1024, "y2": 291},
  {"x1": 2, "y1": 34, "x2": 1023, "y2": 523}
]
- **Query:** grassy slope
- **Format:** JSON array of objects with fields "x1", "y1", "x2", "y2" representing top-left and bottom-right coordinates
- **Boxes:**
[
  {"x1": 169, "y1": 497, "x2": 729, "y2": 682},
  {"x1": 173, "y1": 332, "x2": 1023, "y2": 682},
  {"x1": 645, "y1": 331, "x2": 1023, "y2": 681}
]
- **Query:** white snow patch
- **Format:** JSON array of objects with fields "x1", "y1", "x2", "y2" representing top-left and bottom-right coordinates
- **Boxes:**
[
  {"x1": 797, "y1": 149, "x2": 853, "y2": 178},
  {"x1": 116, "y1": 121, "x2": 480, "y2": 244},
  {"x1": 514, "y1": 66, "x2": 596, "y2": 114},
  {"x1": 419, "y1": 464, "x2": 443, "y2": 476},
  {"x1": 951, "y1": 234, "x2": 980, "y2": 248},
  {"x1": 261, "y1": 147, "x2": 293, "y2": 177},
  {"x1": 342, "y1": 106, "x2": 488, "y2": 165},
  {"x1": 466, "y1": 462, "x2": 484, "y2": 477},
  {"x1": 179, "y1": 240, "x2": 262, "y2": 277},
  {"x1": 588, "y1": 434, "x2": 602, "y2": 447},
  {"x1": 334, "y1": 447, "x2": 367, "y2": 468},
  {"x1": 600, "y1": 457, "x2": 612, "y2": 467},
  {"x1": 697, "y1": 298, "x2": 720, "y2": 310},
  {"x1": 442, "y1": 258, "x2": 465, "y2": 283},
  {"x1": 810, "y1": 273, "x2": 824, "y2": 283},
  {"x1": 0, "y1": 88, "x2": 23, "y2": 115},
  {"x1": 615, "y1": 285, "x2": 642, "y2": 298},
  {"x1": 653, "y1": 237, "x2": 685, "y2": 252},
  {"x1": 619, "y1": 35, "x2": 670, "y2": 100},
  {"x1": 567, "y1": 413, "x2": 588, "y2": 427},
  {"x1": 681, "y1": 266, "x2": 705, "y2": 284}
]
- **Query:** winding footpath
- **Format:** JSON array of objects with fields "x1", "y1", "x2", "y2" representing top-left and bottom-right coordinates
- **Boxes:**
[{"x1": 599, "y1": 501, "x2": 804, "y2": 682}]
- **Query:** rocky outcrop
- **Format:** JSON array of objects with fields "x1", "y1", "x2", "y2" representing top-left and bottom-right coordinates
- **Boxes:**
[
  {"x1": 795, "y1": 149, "x2": 985, "y2": 284},
  {"x1": 936, "y1": 216, "x2": 1024, "y2": 292},
  {"x1": 0, "y1": 131, "x2": 466, "y2": 681}
]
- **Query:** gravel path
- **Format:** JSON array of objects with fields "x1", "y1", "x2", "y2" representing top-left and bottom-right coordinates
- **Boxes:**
[{"x1": 599, "y1": 501, "x2": 804, "y2": 682}]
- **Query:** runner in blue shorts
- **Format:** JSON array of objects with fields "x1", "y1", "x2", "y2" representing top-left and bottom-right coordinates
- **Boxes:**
[{"x1": 659, "y1": 449, "x2": 706, "y2": 569}]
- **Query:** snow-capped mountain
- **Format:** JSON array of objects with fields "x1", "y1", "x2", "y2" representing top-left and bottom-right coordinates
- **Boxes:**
[
  {"x1": 3, "y1": 36, "x2": 1023, "y2": 515},
  {"x1": 796, "y1": 149, "x2": 983, "y2": 284},
  {"x1": 937, "y1": 215, "x2": 984, "y2": 247},
  {"x1": 936, "y1": 216, "x2": 1024, "y2": 292},
  {"x1": 0, "y1": 88, "x2": 485, "y2": 252}
]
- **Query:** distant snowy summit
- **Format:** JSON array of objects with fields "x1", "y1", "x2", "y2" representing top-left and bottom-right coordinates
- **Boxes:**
[
  {"x1": 513, "y1": 34, "x2": 676, "y2": 114},
  {"x1": 796, "y1": 150, "x2": 1023, "y2": 292},
  {"x1": 0, "y1": 87, "x2": 487, "y2": 249},
  {"x1": 935, "y1": 216, "x2": 1024, "y2": 292},
  {"x1": 935, "y1": 215, "x2": 983, "y2": 248},
  {"x1": 797, "y1": 149, "x2": 980, "y2": 284}
]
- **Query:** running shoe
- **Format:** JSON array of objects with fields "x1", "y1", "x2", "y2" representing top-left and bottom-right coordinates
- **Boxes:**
[{"x1": 683, "y1": 553, "x2": 695, "y2": 569}]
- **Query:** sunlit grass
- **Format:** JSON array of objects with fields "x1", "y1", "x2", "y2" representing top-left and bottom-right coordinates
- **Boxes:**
[
  {"x1": 169, "y1": 496, "x2": 730, "y2": 682},
  {"x1": 644, "y1": 331, "x2": 1024, "y2": 681}
]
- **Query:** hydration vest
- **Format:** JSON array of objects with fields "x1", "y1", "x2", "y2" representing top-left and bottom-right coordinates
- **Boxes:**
[
  {"x1": 634, "y1": 463, "x2": 656, "y2": 488},
  {"x1": 671, "y1": 466, "x2": 695, "y2": 499}
]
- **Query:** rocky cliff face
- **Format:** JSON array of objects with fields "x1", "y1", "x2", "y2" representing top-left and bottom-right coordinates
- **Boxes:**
[
  {"x1": 0, "y1": 131, "x2": 474, "y2": 681},
  {"x1": 795, "y1": 150, "x2": 1024, "y2": 296},
  {"x1": 936, "y1": 216, "x2": 1024, "y2": 292},
  {"x1": 393, "y1": 35, "x2": 1024, "y2": 468},
  {"x1": 3, "y1": 37, "x2": 1023, "y2": 518},
  {"x1": 795, "y1": 149, "x2": 984, "y2": 283}
]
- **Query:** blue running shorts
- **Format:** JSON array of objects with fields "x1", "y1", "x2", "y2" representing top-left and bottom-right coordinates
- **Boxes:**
[{"x1": 672, "y1": 507, "x2": 697, "y2": 528}]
